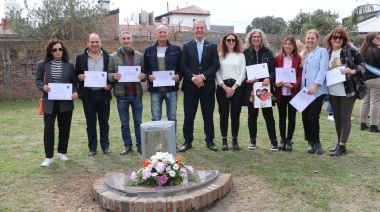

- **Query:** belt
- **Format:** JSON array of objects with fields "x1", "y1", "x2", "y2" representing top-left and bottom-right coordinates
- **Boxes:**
[
  {"x1": 89, "y1": 89, "x2": 105, "y2": 92},
  {"x1": 223, "y1": 79, "x2": 236, "y2": 84}
]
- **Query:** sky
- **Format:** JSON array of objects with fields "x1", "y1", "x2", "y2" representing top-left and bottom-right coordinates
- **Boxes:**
[{"x1": 1, "y1": 0, "x2": 378, "y2": 33}]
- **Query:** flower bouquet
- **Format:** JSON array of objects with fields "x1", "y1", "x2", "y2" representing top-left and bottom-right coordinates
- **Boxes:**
[{"x1": 127, "y1": 152, "x2": 196, "y2": 187}]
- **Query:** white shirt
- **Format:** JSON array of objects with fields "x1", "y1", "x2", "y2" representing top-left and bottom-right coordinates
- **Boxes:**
[{"x1": 216, "y1": 53, "x2": 246, "y2": 86}]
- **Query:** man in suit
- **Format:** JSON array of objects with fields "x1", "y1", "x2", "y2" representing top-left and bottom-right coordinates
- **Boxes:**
[
  {"x1": 75, "y1": 33, "x2": 112, "y2": 156},
  {"x1": 179, "y1": 19, "x2": 220, "y2": 152}
]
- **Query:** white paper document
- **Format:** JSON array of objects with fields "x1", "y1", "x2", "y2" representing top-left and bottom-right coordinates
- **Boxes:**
[
  {"x1": 84, "y1": 71, "x2": 107, "y2": 87},
  {"x1": 326, "y1": 66, "x2": 346, "y2": 86},
  {"x1": 289, "y1": 87, "x2": 316, "y2": 113},
  {"x1": 275, "y1": 68, "x2": 296, "y2": 83},
  {"x1": 118, "y1": 66, "x2": 141, "y2": 82},
  {"x1": 246, "y1": 63, "x2": 269, "y2": 80},
  {"x1": 48, "y1": 83, "x2": 72, "y2": 100},
  {"x1": 152, "y1": 70, "x2": 175, "y2": 87}
]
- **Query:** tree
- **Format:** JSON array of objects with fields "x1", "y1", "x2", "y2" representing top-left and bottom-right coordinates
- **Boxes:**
[
  {"x1": 286, "y1": 10, "x2": 310, "y2": 35},
  {"x1": 6, "y1": 0, "x2": 109, "y2": 40},
  {"x1": 301, "y1": 9, "x2": 340, "y2": 35},
  {"x1": 246, "y1": 16, "x2": 287, "y2": 34}
]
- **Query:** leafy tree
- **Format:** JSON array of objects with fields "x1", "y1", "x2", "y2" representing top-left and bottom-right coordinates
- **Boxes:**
[
  {"x1": 246, "y1": 16, "x2": 287, "y2": 34},
  {"x1": 286, "y1": 10, "x2": 310, "y2": 35},
  {"x1": 6, "y1": 0, "x2": 109, "y2": 40},
  {"x1": 300, "y1": 9, "x2": 340, "y2": 35}
]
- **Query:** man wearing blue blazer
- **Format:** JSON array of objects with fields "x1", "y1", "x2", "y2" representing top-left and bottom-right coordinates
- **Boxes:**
[{"x1": 179, "y1": 19, "x2": 220, "y2": 152}]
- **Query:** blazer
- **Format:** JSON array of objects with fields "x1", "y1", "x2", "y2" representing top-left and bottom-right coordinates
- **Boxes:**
[
  {"x1": 180, "y1": 39, "x2": 220, "y2": 95},
  {"x1": 35, "y1": 60, "x2": 78, "y2": 114},
  {"x1": 144, "y1": 41, "x2": 182, "y2": 92},
  {"x1": 301, "y1": 46, "x2": 329, "y2": 97},
  {"x1": 75, "y1": 48, "x2": 112, "y2": 101},
  {"x1": 274, "y1": 54, "x2": 303, "y2": 104}
]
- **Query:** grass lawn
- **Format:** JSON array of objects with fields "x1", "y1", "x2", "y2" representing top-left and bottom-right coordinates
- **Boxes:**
[{"x1": 0, "y1": 92, "x2": 379, "y2": 211}]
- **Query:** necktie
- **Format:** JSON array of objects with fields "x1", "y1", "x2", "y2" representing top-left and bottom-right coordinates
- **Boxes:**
[{"x1": 197, "y1": 42, "x2": 203, "y2": 63}]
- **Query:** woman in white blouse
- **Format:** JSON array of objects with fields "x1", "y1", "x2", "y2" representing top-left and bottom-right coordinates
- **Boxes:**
[{"x1": 216, "y1": 33, "x2": 246, "y2": 151}]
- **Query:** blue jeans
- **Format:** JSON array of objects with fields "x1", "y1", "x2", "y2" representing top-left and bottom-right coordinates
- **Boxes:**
[
  {"x1": 116, "y1": 94, "x2": 142, "y2": 148},
  {"x1": 327, "y1": 101, "x2": 333, "y2": 116},
  {"x1": 150, "y1": 91, "x2": 177, "y2": 123}
]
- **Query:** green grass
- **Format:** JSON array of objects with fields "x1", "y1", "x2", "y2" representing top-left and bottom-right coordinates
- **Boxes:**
[{"x1": 0, "y1": 93, "x2": 379, "y2": 211}]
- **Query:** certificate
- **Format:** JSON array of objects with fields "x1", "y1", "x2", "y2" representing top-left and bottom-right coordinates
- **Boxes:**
[
  {"x1": 246, "y1": 63, "x2": 269, "y2": 80},
  {"x1": 48, "y1": 83, "x2": 72, "y2": 100},
  {"x1": 326, "y1": 66, "x2": 346, "y2": 86},
  {"x1": 275, "y1": 68, "x2": 296, "y2": 83},
  {"x1": 84, "y1": 71, "x2": 107, "y2": 88},
  {"x1": 289, "y1": 87, "x2": 316, "y2": 113},
  {"x1": 118, "y1": 66, "x2": 141, "y2": 82},
  {"x1": 152, "y1": 70, "x2": 175, "y2": 87},
  {"x1": 253, "y1": 82, "x2": 274, "y2": 108}
]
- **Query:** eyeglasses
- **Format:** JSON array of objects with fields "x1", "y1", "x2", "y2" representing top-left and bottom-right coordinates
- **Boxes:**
[
  {"x1": 226, "y1": 39, "x2": 236, "y2": 43},
  {"x1": 52, "y1": 48, "x2": 63, "y2": 52},
  {"x1": 332, "y1": 36, "x2": 345, "y2": 41},
  {"x1": 252, "y1": 36, "x2": 261, "y2": 39},
  {"x1": 377, "y1": 36, "x2": 380, "y2": 40}
]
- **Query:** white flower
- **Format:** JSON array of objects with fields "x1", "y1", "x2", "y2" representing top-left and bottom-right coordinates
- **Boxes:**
[
  {"x1": 169, "y1": 170, "x2": 176, "y2": 177},
  {"x1": 152, "y1": 172, "x2": 158, "y2": 177},
  {"x1": 173, "y1": 164, "x2": 179, "y2": 170}
]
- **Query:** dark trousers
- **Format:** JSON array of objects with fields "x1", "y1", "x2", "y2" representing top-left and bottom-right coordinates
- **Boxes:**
[
  {"x1": 302, "y1": 94, "x2": 325, "y2": 143},
  {"x1": 82, "y1": 90, "x2": 110, "y2": 151},
  {"x1": 277, "y1": 95, "x2": 297, "y2": 141},
  {"x1": 329, "y1": 95, "x2": 356, "y2": 143},
  {"x1": 247, "y1": 105, "x2": 277, "y2": 141},
  {"x1": 43, "y1": 101, "x2": 73, "y2": 158},
  {"x1": 216, "y1": 85, "x2": 243, "y2": 137},
  {"x1": 183, "y1": 92, "x2": 215, "y2": 143}
]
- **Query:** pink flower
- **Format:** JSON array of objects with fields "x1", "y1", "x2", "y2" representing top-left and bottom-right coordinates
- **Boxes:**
[
  {"x1": 157, "y1": 175, "x2": 169, "y2": 187},
  {"x1": 187, "y1": 166, "x2": 194, "y2": 173},
  {"x1": 180, "y1": 168, "x2": 187, "y2": 178},
  {"x1": 155, "y1": 162, "x2": 166, "y2": 174},
  {"x1": 130, "y1": 171, "x2": 137, "y2": 182},
  {"x1": 142, "y1": 170, "x2": 152, "y2": 180}
]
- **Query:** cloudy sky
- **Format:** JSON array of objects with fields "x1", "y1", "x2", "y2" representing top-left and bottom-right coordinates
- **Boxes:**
[{"x1": 1, "y1": 0, "x2": 377, "y2": 33}]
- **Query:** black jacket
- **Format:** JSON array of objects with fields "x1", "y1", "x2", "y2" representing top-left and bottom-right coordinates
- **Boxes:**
[{"x1": 75, "y1": 48, "x2": 111, "y2": 101}]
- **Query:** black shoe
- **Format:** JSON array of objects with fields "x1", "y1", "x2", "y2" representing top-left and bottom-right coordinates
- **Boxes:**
[
  {"x1": 270, "y1": 140, "x2": 278, "y2": 151},
  {"x1": 120, "y1": 147, "x2": 132, "y2": 155},
  {"x1": 88, "y1": 150, "x2": 96, "y2": 156},
  {"x1": 232, "y1": 137, "x2": 240, "y2": 151},
  {"x1": 278, "y1": 138, "x2": 286, "y2": 151},
  {"x1": 285, "y1": 140, "x2": 293, "y2": 151},
  {"x1": 330, "y1": 144, "x2": 347, "y2": 156},
  {"x1": 248, "y1": 139, "x2": 256, "y2": 150},
  {"x1": 137, "y1": 147, "x2": 142, "y2": 155},
  {"x1": 307, "y1": 141, "x2": 315, "y2": 154},
  {"x1": 103, "y1": 149, "x2": 112, "y2": 155},
  {"x1": 179, "y1": 142, "x2": 192, "y2": 152},
  {"x1": 314, "y1": 142, "x2": 323, "y2": 155},
  {"x1": 369, "y1": 125, "x2": 380, "y2": 133},
  {"x1": 222, "y1": 137, "x2": 228, "y2": 151},
  {"x1": 206, "y1": 141, "x2": 218, "y2": 151},
  {"x1": 329, "y1": 143, "x2": 339, "y2": 152},
  {"x1": 360, "y1": 123, "x2": 369, "y2": 131}
]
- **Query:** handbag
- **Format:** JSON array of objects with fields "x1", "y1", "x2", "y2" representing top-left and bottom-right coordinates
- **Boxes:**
[
  {"x1": 353, "y1": 76, "x2": 369, "y2": 100},
  {"x1": 38, "y1": 72, "x2": 46, "y2": 115}
]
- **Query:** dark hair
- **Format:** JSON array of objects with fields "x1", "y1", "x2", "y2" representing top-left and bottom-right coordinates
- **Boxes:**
[
  {"x1": 359, "y1": 32, "x2": 379, "y2": 64},
  {"x1": 324, "y1": 27, "x2": 349, "y2": 53},
  {"x1": 218, "y1": 33, "x2": 242, "y2": 59},
  {"x1": 277, "y1": 36, "x2": 298, "y2": 57},
  {"x1": 44, "y1": 39, "x2": 69, "y2": 62}
]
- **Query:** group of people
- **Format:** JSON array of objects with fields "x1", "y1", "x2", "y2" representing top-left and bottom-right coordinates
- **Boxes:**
[{"x1": 35, "y1": 19, "x2": 380, "y2": 167}]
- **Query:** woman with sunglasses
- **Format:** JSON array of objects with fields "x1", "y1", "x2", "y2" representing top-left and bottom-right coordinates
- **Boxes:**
[
  {"x1": 359, "y1": 32, "x2": 380, "y2": 133},
  {"x1": 324, "y1": 27, "x2": 366, "y2": 156},
  {"x1": 216, "y1": 33, "x2": 246, "y2": 151},
  {"x1": 300, "y1": 29, "x2": 329, "y2": 155},
  {"x1": 35, "y1": 39, "x2": 78, "y2": 167},
  {"x1": 242, "y1": 29, "x2": 278, "y2": 151},
  {"x1": 274, "y1": 36, "x2": 302, "y2": 151}
]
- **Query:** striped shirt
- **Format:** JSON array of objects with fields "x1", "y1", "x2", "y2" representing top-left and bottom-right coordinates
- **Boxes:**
[{"x1": 51, "y1": 59, "x2": 62, "y2": 83}]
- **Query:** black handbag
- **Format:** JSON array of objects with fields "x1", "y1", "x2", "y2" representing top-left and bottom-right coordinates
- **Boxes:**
[{"x1": 353, "y1": 76, "x2": 368, "y2": 99}]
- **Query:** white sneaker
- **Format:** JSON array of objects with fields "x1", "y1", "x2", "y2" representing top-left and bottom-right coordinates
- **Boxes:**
[
  {"x1": 41, "y1": 158, "x2": 54, "y2": 167},
  {"x1": 328, "y1": 115, "x2": 334, "y2": 122},
  {"x1": 57, "y1": 153, "x2": 69, "y2": 162}
]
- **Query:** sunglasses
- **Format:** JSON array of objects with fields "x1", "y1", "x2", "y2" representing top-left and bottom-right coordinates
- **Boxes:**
[
  {"x1": 332, "y1": 35, "x2": 345, "y2": 41},
  {"x1": 52, "y1": 48, "x2": 63, "y2": 52},
  {"x1": 377, "y1": 36, "x2": 380, "y2": 40},
  {"x1": 226, "y1": 39, "x2": 236, "y2": 43}
]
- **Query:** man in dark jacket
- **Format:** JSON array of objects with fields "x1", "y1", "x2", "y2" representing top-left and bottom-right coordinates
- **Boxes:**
[{"x1": 75, "y1": 33, "x2": 112, "y2": 156}]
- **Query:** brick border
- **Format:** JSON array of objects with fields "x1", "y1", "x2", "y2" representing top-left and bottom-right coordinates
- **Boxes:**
[{"x1": 92, "y1": 174, "x2": 233, "y2": 212}]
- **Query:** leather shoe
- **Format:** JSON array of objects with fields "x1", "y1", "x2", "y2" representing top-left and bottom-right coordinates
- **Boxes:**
[
  {"x1": 88, "y1": 150, "x2": 96, "y2": 156},
  {"x1": 137, "y1": 147, "x2": 142, "y2": 155},
  {"x1": 120, "y1": 147, "x2": 132, "y2": 155},
  {"x1": 179, "y1": 142, "x2": 192, "y2": 152},
  {"x1": 206, "y1": 141, "x2": 218, "y2": 151},
  {"x1": 103, "y1": 149, "x2": 112, "y2": 155}
]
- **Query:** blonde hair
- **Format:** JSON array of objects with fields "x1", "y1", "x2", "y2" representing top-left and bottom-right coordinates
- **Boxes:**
[{"x1": 300, "y1": 29, "x2": 320, "y2": 66}]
